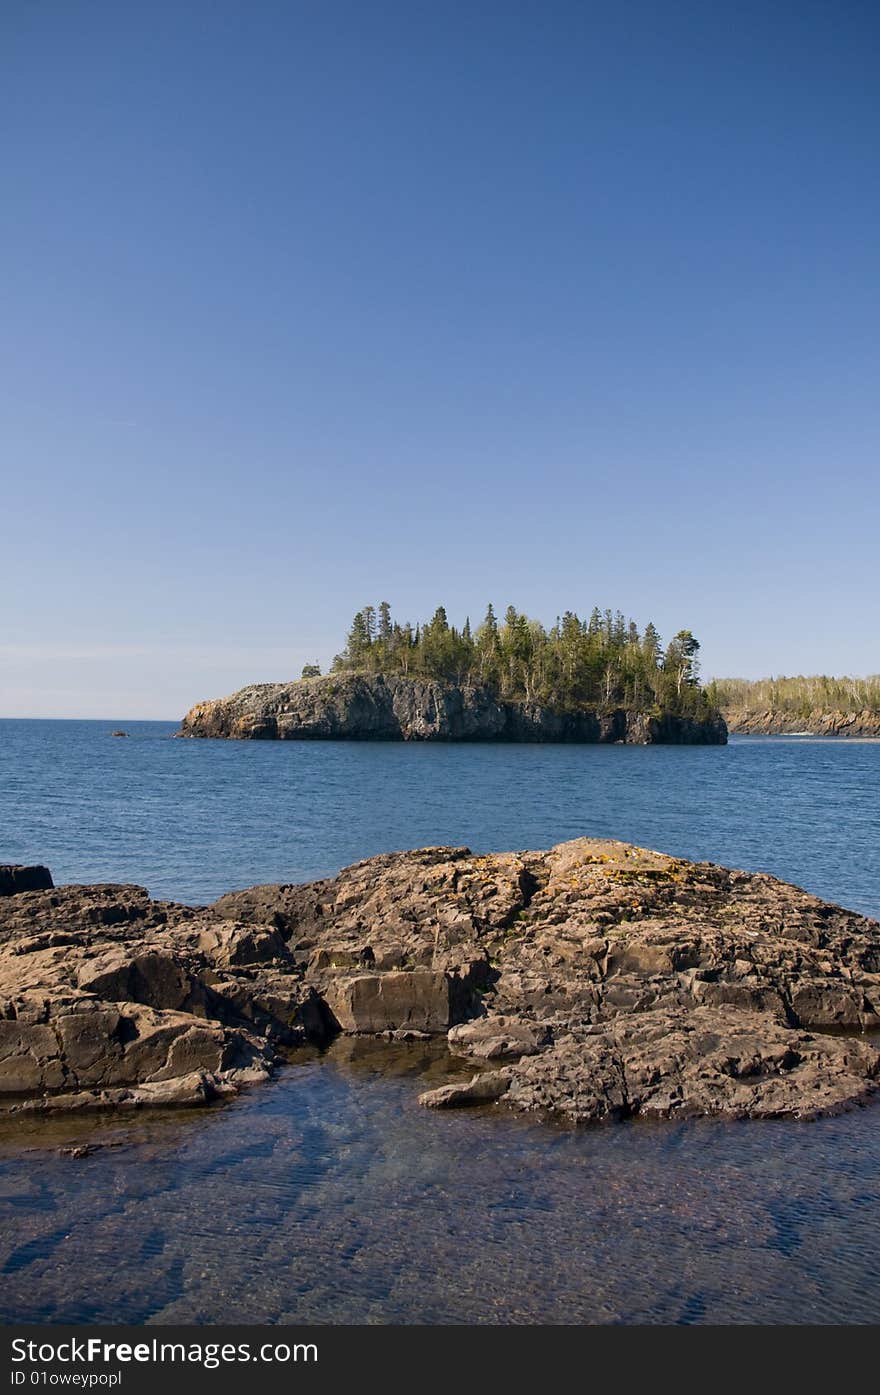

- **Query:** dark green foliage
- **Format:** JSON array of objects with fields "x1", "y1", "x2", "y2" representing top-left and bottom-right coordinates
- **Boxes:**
[
  {"x1": 332, "y1": 603, "x2": 716, "y2": 717},
  {"x1": 301, "y1": 663, "x2": 322, "y2": 679}
]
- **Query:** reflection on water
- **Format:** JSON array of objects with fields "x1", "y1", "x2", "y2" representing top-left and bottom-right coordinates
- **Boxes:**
[{"x1": 2, "y1": 1040, "x2": 880, "y2": 1325}]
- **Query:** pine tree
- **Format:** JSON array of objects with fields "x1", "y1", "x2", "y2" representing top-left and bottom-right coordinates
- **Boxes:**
[
  {"x1": 430, "y1": 605, "x2": 449, "y2": 633},
  {"x1": 642, "y1": 622, "x2": 661, "y2": 664},
  {"x1": 663, "y1": 630, "x2": 701, "y2": 700},
  {"x1": 343, "y1": 610, "x2": 371, "y2": 665},
  {"x1": 329, "y1": 601, "x2": 711, "y2": 716}
]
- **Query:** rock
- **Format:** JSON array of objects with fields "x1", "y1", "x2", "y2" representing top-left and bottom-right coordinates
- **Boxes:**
[
  {"x1": 0, "y1": 883, "x2": 330, "y2": 1113},
  {"x1": 16, "y1": 1071, "x2": 233, "y2": 1113},
  {"x1": 3, "y1": 837, "x2": 880, "y2": 1126},
  {"x1": 324, "y1": 970, "x2": 453, "y2": 1033},
  {"x1": 76, "y1": 948, "x2": 209, "y2": 1015},
  {"x1": 447, "y1": 1015, "x2": 551, "y2": 1059},
  {"x1": 110, "y1": 730, "x2": 129, "y2": 738},
  {"x1": 0, "y1": 1000, "x2": 250, "y2": 1099},
  {"x1": 0, "y1": 865, "x2": 53, "y2": 897},
  {"x1": 0, "y1": 883, "x2": 158, "y2": 941},
  {"x1": 504, "y1": 1011, "x2": 880, "y2": 1123},
  {"x1": 722, "y1": 707, "x2": 880, "y2": 737},
  {"x1": 217, "y1": 835, "x2": 880, "y2": 1124},
  {"x1": 178, "y1": 674, "x2": 727, "y2": 745},
  {"x1": 419, "y1": 1070, "x2": 511, "y2": 1109}
]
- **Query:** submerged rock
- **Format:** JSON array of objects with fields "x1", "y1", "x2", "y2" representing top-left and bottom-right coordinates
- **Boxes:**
[
  {"x1": 419, "y1": 1070, "x2": 511, "y2": 1109},
  {"x1": 178, "y1": 673, "x2": 726, "y2": 744},
  {"x1": 1, "y1": 838, "x2": 879, "y2": 1123}
]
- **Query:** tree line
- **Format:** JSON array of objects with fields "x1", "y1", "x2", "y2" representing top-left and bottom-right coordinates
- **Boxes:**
[
  {"x1": 302, "y1": 602, "x2": 715, "y2": 717},
  {"x1": 708, "y1": 674, "x2": 880, "y2": 716}
]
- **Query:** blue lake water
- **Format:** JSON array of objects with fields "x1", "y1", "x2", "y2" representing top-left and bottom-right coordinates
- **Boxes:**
[
  {"x1": 1, "y1": 719, "x2": 879, "y2": 1324},
  {"x1": 1, "y1": 720, "x2": 878, "y2": 915}
]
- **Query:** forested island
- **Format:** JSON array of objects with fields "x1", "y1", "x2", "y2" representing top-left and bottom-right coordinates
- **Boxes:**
[
  {"x1": 179, "y1": 602, "x2": 727, "y2": 743},
  {"x1": 711, "y1": 675, "x2": 880, "y2": 736}
]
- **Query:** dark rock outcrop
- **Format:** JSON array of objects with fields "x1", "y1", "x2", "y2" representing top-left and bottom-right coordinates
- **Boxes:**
[
  {"x1": 0, "y1": 865, "x2": 53, "y2": 897},
  {"x1": 178, "y1": 674, "x2": 727, "y2": 744},
  {"x1": 3, "y1": 839, "x2": 879, "y2": 1123}
]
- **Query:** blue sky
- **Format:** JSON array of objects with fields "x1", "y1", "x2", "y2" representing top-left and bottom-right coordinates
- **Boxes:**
[{"x1": 2, "y1": 1, "x2": 878, "y2": 717}]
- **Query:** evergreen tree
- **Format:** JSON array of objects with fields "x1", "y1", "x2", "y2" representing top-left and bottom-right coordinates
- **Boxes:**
[
  {"x1": 430, "y1": 605, "x2": 449, "y2": 633},
  {"x1": 343, "y1": 610, "x2": 371, "y2": 665},
  {"x1": 663, "y1": 630, "x2": 701, "y2": 698},
  {"x1": 642, "y1": 622, "x2": 661, "y2": 663},
  {"x1": 328, "y1": 601, "x2": 713, "y2": 717}
]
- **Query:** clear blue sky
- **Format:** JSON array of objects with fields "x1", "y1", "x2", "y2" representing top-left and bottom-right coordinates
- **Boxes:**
[{"x1": 2, "y1": 1, "x2": 878, "y2": 717}]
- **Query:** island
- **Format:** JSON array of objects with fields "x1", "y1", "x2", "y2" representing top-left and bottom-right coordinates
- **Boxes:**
[
  {"x1": 2, "y1": 838, "x2": 878, "y2": 1125},
  {"x1": 179, "y1": 602, "x2": 727, "y2": 743}
]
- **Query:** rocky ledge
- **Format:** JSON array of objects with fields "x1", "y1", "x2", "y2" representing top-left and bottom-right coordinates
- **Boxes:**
[
  {"x1": 178, "y1": 673, "x2": 727, "y2": 744},
  {"x1": 723, "y1": 707, "x2": 880, "y2": 737},
  {"x1": 2, "y1": 841, "x2": 879, "y2": 1125}
]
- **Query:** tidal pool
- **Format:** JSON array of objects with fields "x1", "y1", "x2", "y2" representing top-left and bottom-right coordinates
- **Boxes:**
[{"x1": 2, "y1": 1039, "x2": 879, "y2": 1325}]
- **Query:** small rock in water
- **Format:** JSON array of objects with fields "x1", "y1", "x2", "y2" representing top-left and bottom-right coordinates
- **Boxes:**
[
  {"x1": 419, "y1": 1071, "x2": 511, "y2": 1109},
  {"x1": 0, "y1": 864, "x2": 53, "y2": 896}
]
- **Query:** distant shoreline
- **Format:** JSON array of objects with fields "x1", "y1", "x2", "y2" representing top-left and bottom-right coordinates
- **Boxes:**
[
  {"x1": 710, "y1": 675, "x2": 880, "y2": 738},
  {"x1": 2, "y1": 714, "x2": 878, "y2": 740},
  {"x1": 722, "y1": 708, "x2": 880, "y2": 738}
]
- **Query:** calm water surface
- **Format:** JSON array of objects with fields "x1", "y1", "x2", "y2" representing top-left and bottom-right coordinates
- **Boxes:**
[
  {"x1": 0, "y1": 720, "x2": 879, "y2": 1324},
  {"x1": 1, "y1": 719, "x2": 878, "y2": 914}
]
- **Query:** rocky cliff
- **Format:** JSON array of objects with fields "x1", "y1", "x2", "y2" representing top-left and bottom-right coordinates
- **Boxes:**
[
  {"x1": 179, "y1": 674, "x2": 727, "y2": 744},
  {"x1": 723, "y1": 707, "x2": 880, "y2": 737},
  {"x1": 2, "y1": 839, "x2": 879, "y2": 1125}
]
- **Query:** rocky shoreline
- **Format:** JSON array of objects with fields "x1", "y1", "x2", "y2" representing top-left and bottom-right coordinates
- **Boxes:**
[
  {"x1": 178, "y1": 673, "x2": 727, "y2": 744},
  {"x1": 2, "y1": 839, "x2": 879, "y2": 1126},
  {"x1": 723, "y1": 707, "x2": 880, "y2": 737}
]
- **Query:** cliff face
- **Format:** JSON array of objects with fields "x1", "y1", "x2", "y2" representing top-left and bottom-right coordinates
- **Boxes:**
[
  {"x1": 723, "y1": 707, "x2": 880, "y2": 737},
  {"x1": 179, "y1": 674, "x2": 727, "y2": 745}
]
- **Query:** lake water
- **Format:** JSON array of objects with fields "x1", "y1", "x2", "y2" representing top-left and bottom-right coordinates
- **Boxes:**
[
  {"x1": 1, "y1": 720, "x2": 878, "y2": 915},
  {"x1": 1, "y1": 720, "x2": 879, "y2": 1324}
]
